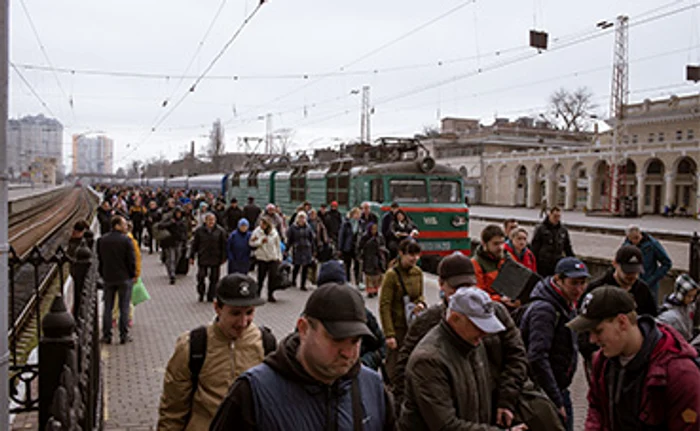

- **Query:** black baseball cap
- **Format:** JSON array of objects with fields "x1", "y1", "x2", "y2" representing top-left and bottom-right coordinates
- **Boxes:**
[
  {"x1": 615, "y1": 245, "x2": 644, "y2": 274},
  {"x1": 555, "y1": 257, "x2": 590, "y2": 279},
  {"x1": 438, "y1": 252, "x2": 476, "y2": 288},
  {"x1": 216, "y1": 274, "x2": 265, "y2": 307},
  {"x1": 303, "y1": 284, "x2": 373, "y2": 339},
  {"x1": 390, "y1": 201, "x2": 400, "y2": 209},
  {"x1": 567, "y1": 285, "x2": 636, "y2": 332}
]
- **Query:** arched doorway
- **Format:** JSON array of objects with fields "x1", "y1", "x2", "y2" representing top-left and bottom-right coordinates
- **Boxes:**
[
  {"x1": 497, "y1": 165, "x2": 510, "y2": 205},
  {"x1": 674, "y1": 156, "x2": 697, "y2": 214},
  {"x1": 593, "y1": 160, "x2": 610, "y2": 210},
  {"x1": 571, "y1": 162, "x2": 587, "y2": 209},
  {"x1": 515, "y1": 165, "x2": 527, "y2": 207},
  {"x1": 533, "y1": 164, "x2": 546, "y2": 206},
  {"x1": 619, "y1": 159, "x2": 637, "y2": 198},
  {"x1": 551, "y1": 163, "x2": 566, "y2": 207},
  {"x1": 643, "y1": 158, "x2": 665, "y2": 214}
]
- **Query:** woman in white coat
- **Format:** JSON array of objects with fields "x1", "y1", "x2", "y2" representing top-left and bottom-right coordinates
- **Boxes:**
[{"x1": 249, "y1": 216, "x2": 283, "y2": 301}]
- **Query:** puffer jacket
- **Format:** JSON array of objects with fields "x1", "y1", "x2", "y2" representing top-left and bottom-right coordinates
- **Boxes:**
[
  {"x1": 157, "y1": 322, "x2": 268, "y2": 431},
  {"x1": 227, "y1": 229, "x2": 252, "y2": 274},
  {"x1": 393, "y1": 301, "x2": 528, "y2": 414},
  {"x1": 398, "y1": 320, "x2": 498, "y2": 430},
  {"x1": 657, "y1": 297, "x2": 696, "y2": 341},
  {"x1": 286, "y1": 223, "x2": 315, "y2": 266},
  {"x1": 472, "y1": 245, "x2": 507, "y2": 301},
  {"x1": 586, "y1": 319, "x2": 700, "y2": 431},
  {"x1": 249, "y1": 226, "x2": 282, "y2": 263},
  {"x1": 379, "y1": 264, "x2": 424, "y2": 339},
  {"x1": 520, "y1": 277, "x2": 578, "y2": 409},
  {"x1": 503, "y1": 242, "x2": 537, "y2": 273},
  {"x1": 358, "y1": 233, "x2": 387, "y2": 275},
  {"x1": 623, "y1": 233, "x2": 673, "y2": 295},
  {"x1": 160, "y1": 215, "x2": 187, "y2": 249},
  {"x1": 530, "y1": 217, "x2": 574, "y2": 277}
]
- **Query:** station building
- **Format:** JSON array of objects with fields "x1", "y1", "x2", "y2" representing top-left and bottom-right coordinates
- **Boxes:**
[{"x1": 426, "y1": 93, "x2": 699, "y2": 215}]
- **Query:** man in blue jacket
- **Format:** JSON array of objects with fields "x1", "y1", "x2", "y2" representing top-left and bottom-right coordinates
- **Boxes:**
[
  {"x1": 623, "y1": 224, "x2": 672, "y2": 302},
  {"x1": 520, "y1": 257, "x2": 590, "y2": 431}
]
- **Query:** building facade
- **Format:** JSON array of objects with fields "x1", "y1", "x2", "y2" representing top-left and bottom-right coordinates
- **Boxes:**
[
  {"x1": 431, "y1": 94, "x2": 700, "y2": 216},
  {"x1": 7, "y1": 114, "x2": 63, "y2": 180},
  {"x1": 72, "y1": 134, "x2": 114, "y2": 175}
]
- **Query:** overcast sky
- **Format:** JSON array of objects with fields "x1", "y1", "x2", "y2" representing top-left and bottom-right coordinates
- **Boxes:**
[{"x1": 9, "y1": 0, "x2": 700, "y2": 171}]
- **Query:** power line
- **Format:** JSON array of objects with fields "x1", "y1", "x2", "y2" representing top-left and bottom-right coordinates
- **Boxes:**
[
  {"x1": 11, "y1": 63, "x2": 57, "y2": 118},
  {"x1": 120, "y1": 1, "x2": 266, "y2": 163},
  {"x1": 18, "y1": 0, "x2": 72, "y2": 115}
]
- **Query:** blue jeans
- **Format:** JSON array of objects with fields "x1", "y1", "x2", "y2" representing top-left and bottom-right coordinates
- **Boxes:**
[
  {"x1": 562, "y1": 388, "x2": 573, "y2": 431},
  {"x1": 103, "y1": 281, "x2": 132, "y2": 340}
]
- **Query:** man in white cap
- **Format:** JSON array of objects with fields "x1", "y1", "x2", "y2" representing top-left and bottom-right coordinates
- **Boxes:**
[{"x1": 398, "y1": 287, "x2": 528, "y2": 430}]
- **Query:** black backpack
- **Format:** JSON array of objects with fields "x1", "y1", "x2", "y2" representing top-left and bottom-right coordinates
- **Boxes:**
[{"x1": 188, "y1": 325, "x2": 276, "y2": 389}]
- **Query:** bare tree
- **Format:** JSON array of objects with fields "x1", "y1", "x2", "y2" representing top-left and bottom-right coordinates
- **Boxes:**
[
  {"x1": 127, "y1": 160, "x2": 141, "y2": 177},
  {"x1": 545, "y1": 87, "x2": 597, "y2": 132},
  {"x1": 207, "y1": 119, "x2": 226, "y2": 159},
  {"x1": 414, "y1": 125, "x2": 441, "y2": 139}
]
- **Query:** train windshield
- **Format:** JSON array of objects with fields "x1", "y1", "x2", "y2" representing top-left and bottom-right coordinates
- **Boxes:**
[
  {"x1": 389, "y1": 179, "x2": 428, "y2": 203},
  {"x1": 430, "y1": 180, "x2": 461, "y2": 203}
]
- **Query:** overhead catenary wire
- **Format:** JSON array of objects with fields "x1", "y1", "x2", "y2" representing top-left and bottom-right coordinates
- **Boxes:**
[{"x1": 11, "y1": 63, "x2": 57, "y2": 118}]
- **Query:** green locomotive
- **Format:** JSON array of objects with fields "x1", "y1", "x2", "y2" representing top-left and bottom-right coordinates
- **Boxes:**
[{"x1": 226, "y1": 138, "x2": 470, "y2": 271}]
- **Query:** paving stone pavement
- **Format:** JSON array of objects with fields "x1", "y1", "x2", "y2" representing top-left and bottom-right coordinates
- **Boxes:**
[{"x1": 101, "y1": 247, "x2": 590, "y2": 430}]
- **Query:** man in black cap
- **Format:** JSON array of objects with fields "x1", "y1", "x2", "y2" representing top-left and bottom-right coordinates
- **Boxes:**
[
  {"x1": 211, "y1": 283, "x2": 395, "y2": 430},
  {"x1": 242, "y1": 196, "x2": 261, "y2": 230},
  {"x1": 569, "y1": 286, "x2": 700, "y2": 431},
  {"x1": 578, "y1": 245, "x2": 658, "y2": 372},
  {"x1": 158, "y1": 274, "x2": 275, "y2": 431},
  {"x1": 224, "y1": 197, "x2": 244, "y2": 235}
]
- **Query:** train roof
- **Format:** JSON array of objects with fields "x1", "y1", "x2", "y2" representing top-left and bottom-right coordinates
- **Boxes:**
[{"x1": 354, "y1": 160, "x2": 460, "y2": 176}]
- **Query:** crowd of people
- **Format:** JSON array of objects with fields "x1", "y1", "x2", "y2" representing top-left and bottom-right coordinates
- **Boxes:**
[{"x1": 87, "y1": 185, "x2": 700, "y2": 430}]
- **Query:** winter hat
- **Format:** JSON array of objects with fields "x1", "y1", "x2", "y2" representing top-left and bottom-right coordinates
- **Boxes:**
[
  {"x1": 317, "y1": 260, "x2": 347, "y2": 286},
  {"x1": 671, "y1": 274, "x2": 700, "y2": 303},
  {"x1": 238, "y1": 218, "x2": 250, "y2": 228}
]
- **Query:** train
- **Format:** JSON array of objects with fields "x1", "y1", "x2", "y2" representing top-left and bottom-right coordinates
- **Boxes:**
[{"x1": 122, "y1": 138, "x2": 470, "y2": 270}]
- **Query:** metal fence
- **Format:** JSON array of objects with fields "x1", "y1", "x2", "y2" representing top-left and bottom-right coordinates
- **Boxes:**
[{"x1": 8, "y1": 235, "x2": 102, "y2": 431}]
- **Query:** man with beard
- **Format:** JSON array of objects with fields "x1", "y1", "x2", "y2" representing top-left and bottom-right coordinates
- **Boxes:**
[
  {"x1": 210, "y1": 283, "x2": 395, "y2": 430},
  {"x1": 158, "y1": 274, "x2": 275, "y2": 430}
]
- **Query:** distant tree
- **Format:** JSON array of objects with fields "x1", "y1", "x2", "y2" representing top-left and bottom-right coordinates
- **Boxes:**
[
  {"x1": 208, "y1": 119, "x2": 225, "y2": 158},
  {"x1": 545, "y1": 87, "x2": 598, "y2": 132},
  {"x1": 127, "y1": 160, "x2": 141, "y2": 177},
  {"x1": 116, "y1": 167, "x2": 126, "y2": 178},
  {"x1": 415, "y1": 125, "x2": 441, "y2": 139}
]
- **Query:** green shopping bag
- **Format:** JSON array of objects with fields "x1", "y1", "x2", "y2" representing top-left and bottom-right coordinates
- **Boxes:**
[{"x1": 131, "y1": 277, "x2": 151, "y2": 306}]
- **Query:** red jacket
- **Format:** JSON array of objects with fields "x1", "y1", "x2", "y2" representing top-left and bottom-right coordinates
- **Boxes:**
[
  {"x1": 585, "y1": 323, "x2": 700, "y2": 430},
  {"x1": 503, "y1": 243, "x2": 537, "y2": 274}
]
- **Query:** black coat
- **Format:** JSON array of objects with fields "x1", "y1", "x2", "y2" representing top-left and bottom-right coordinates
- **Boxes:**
[
  {"x1": 520, "y1": 277, "x2": 578, "y2": 408},
  {"x1": 224, "y1": 206, "x2": 244, "y2": 232},
  {"x1": 323, "y1": 209, "x2": 343, "y2": 243},
  {"x1": 97, "y1": 207, "x2": 113, "y2": 235},
  {"x1": 190, "y1": 224, "x2": 227, "y2": 266},
  {"x1": 160, "y1": 216, "x2": 187, "y2": 248},
  {"x1": 358, "y1": 233, "x2": 386, "y2": 275},
  {"x1": 243, "y1": 204, "x2": 261, "y2": 229},
  {"x1": 286, "y1": 223, "x2": 315, "y2": 266},
  {"x1": 97, "y1": 231, "x2": 136, "y2": 285},
  {"x1": 530, "y1": 218, "x2": 574, "y2": 277}
]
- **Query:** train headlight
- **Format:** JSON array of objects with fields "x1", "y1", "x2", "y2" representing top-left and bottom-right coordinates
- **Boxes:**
[
  {"x1": 418, "y1": 156, "x2": 436, "y2": 173},
  {"x1": 451, "y1": 215, "x2": 467, "y2": 227}
]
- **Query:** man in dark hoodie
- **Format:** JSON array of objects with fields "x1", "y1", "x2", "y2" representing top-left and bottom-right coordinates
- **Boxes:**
[
  {"x1": 520, "y1": 257, "x2": 590, "y2": 431},
  {"x1": 210, "y1": 278, "x2": 395, "y2": 431},
  {"x1": 569, "y1": 286, "x2": 700, "y2": 430},
  {"x1": 578, "y1": 245, "x2": 658, "y2": 373},
  {"x1": 530, "y1": 206, "x2": 574, "y2": 277}
]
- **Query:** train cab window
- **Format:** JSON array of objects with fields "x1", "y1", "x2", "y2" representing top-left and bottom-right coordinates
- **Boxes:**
[
  {"x1": 337, "y1": 161, "x2": 351, "y2": 206},
  {"x1": 291, "y1": 167, "x2": 307, "y2": 201},
  {"x1": 389, "y1": 179, "x2": 427, "y2": 203},
  {"x1": 231, "y1": 173, "x2": 241, "y2": 187},
  {"x1": 430, "y1": 180, "x2": 461, "y2": 203},
  {"x1": 248, "y1": 171, "x2": 258, "y2": 188},
  {"x1": 370, "y1": 178, "x2": 384, "y2": 202}
]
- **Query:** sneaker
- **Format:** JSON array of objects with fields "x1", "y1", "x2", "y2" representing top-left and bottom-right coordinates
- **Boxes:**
[
  {"x1": 170, "y1": 277, "x2": 175, "y2": 285},
  {"x1": 198, "y1": 294, "x2": 204, "y2": 302},
  {"x1": 100, "y1": 336, "x2": 112, "y2": 344},
  {"x1": 120, "y1": 335, "x2": 133, "y2": 344},
  {"x1": 300, "y1": 286, "x2": 308, "y2": 291}
]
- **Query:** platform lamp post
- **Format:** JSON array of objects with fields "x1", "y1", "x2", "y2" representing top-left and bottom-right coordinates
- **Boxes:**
[{"x1": 0, "y1": 0, "x2": 9, "y2": 429}]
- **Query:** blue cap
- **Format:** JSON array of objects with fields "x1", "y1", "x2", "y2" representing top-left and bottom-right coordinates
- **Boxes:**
[
  {"x1": 238, "y1": 218, "x2": 249, "y2": 228},
  {"x1": 555, "y1": 257, "x2": 590, "y2": 279}
]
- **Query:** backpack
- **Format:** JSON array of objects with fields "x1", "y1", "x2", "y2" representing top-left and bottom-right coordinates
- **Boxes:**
[{"x1": 188, "y1": 325, "x2": 276, "y2": 390}]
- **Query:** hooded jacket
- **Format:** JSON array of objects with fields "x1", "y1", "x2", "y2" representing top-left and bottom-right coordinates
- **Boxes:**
[
  {"x1": 586, "y1": 319, "x2": 700, "y2": 431},
  {"x1": 472, "y1": 245, "x2": 507, "y2": 301},
  {"x1": 622, "y1": 233, "x2": 673, "y2": 295},
  {"x1": 209, "y1": 333, "x2": 395, "y2": 431},
  {"x1": 520, "y1": 277, "x2": 578, "y2": 408},
  {"x1": 157, "y1": 322, "x2": 268, "y2": 431},
  {"x1": 227, "y1": 228, "x2": 252, "y2": 274},
  {"x1": 286, "y1": 222, "x2": 315, "y2": 266},
  {"x1": 503, "y1": 242, "x2": 537, "y2": 273},
  {"x1": 189, "y1": 223, "x2": 227, "y2": 266},
  {"x1": 398, "y1": 320, "x2": 499, "y2": 430},
  {"x1": 358, "y1": 229, "x2": 387, "y2": 275},
  {"x1": 657, "y1": 296, "x2": 696, "y2": 341},
  {"x1": 530, "y1": 217, "x2": 574, "y2": 277},
  {"x1": 249, "y1": 226, "x2": 282, "y2": 262}
]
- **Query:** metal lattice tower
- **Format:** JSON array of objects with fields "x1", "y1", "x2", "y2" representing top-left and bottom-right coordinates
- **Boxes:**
[
  {"x1": 609, "y1": 15, "x2": 629, "y2": 213},
  {"x1": 360, "y1": 85, "x2": 371, "y2": 143},
  {"x1": 265, "y1": 113, "x2": 273, "y2": 154}
]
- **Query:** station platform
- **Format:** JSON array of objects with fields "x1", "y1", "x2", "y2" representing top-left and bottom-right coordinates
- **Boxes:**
[{"x1": 98, "y1": 245, "x2": 590, "y2": 431}]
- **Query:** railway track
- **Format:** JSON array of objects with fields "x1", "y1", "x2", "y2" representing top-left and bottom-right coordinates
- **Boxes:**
[{"x1": 8, "y1": 187, "x2": 97, "y2": 363}]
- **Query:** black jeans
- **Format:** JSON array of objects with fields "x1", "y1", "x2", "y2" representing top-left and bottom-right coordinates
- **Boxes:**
[
  {"x1": 257, "y1": 260, "x2": 276, "y2": 297},
  {"x1": 103, "y1": 281, "x2": 132, "y2": 340},
  {"x1": 342, "y1": 251, "x2": 360, "y2": 285},
  {"x1": 196, "y1": 264, "x2": 220, "y2": 301},
  {"x1": 292, "y1": 264, "x2": 309, "y2": 289}
]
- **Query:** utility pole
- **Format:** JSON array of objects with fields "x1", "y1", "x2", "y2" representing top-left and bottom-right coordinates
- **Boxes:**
[
  {"x1": 609, "y1": 15, "x2": 629, "y2": 214},
  {"x1": 360, "y1": 85, "x2": 371, "y2": 143},
  {"x1": 0, "y1": 0, "x2": 9, "y2": 428}
]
